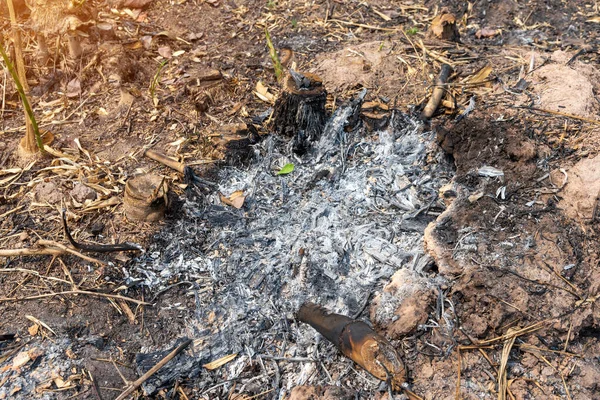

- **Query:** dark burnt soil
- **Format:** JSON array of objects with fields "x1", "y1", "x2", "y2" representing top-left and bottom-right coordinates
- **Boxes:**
[
  {"x1": 423, "y1": 111, "x2": 600, "y2": 398},
  {"x1": 1, "y1": 0, "x2": 600, "y2": 399}
]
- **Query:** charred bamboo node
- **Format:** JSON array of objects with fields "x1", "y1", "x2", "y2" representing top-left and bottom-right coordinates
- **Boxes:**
[
  {"x1": 297, "y1": 302, "x2": 406, "y2": 389},
  {"x1": 123, "y1": 174, "x2": 168, "y2": 222},
  {"x1": 272, "y1": 71, "x2": 327, "y2": 154}
]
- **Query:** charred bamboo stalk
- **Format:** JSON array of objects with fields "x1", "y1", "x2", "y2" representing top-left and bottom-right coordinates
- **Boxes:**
[
  {"x1": 421, "y1": 63, "x2": 453, "y2": 119},
  {"x1": 297, "y1": 302, "x2": 406, "y2": 389},
  {"x1": 272, "y1": 70, "x2": 327, "y2": 154}
]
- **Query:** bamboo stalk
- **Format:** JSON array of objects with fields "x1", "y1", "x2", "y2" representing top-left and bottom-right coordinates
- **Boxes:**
[{"x1": 4, "y1": 0, "x2": 40, "y2": 153}]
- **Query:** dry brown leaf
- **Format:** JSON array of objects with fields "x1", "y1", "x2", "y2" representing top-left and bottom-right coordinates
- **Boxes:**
[
  {"x1": 65, "y1": 348, "x2": 77, "y2": 359},
  {"x1": 12, "y1": 352, "x2": 31, "y2": 369},
  {"x1": 466, "y1": 65, "x2": 493, "y2": 85},
  {"x1": 28, "y1": 324, "x2": 39, "y2": 336},
  {"x1": 125, "y1": 41, "x2": 143, "y2": 50},
  {"x1": 25, "y1": 315, "x2": 56, "y2": 335},
  {"x1": 53, "y1": 376, "x2": 69, "y2": 389},
  {"x1": 587, "y1": 16, "x2": 600, "y2": 23},
  {"x1": 158, "y1": 46, "x2": 173, "y2": 59},
  {"x1": 203, "y1": 353, "x2": 237, "y2": 370},
  {"x1": 429, "y1": 9, "x2": 460, "y2": 41},
  {"x1": 431, "y1": 14, "x2": 455, "y2": 36},
  {"x1": 121, "y1": 0, "x2": 153, "y2": 9},
  {"x1": 66, "y1": 78, "x2": 81, "y2": 98},
  {"x1": 220, "y1": 190, "x2": 245, "y2": 209},
  {"x1": 254, "y1": 81, "x2": 275, "y2": 103}
]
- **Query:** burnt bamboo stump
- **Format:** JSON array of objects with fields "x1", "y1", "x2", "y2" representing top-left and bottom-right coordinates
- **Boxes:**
[
  {"x1": 272, "y1": 71, "x2": 327, "y2": 154},
  {"x1": 124, "y1": 174, "x2": 168, "y2": 222}
]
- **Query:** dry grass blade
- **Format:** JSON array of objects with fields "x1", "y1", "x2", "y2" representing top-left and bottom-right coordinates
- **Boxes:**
[
  {"x1": 455, "y1": 348, "x2": 462, "y2": 400},
  {"x1": 25, "y1": 315, "x2": 56, "y2": 335},
  {"x1": 0, "y1": 267, "x2": 72, "y2": 286},
  {"x1": 478, "y1": 320, "x2": 549, "y2": 345},
  {"x1": 523, "y1": 107, "x2": 600, "y2": 125},
  {"x1": 497, "y1": 328, "x2": 518, "y2": 400},
  {"x1": 203, "y1": 353, "x2": 238, "y2": 370}
]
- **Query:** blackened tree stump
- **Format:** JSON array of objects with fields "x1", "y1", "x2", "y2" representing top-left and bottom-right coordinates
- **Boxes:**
[{"x1": 272, "y1": 71, "x2": 327, "y2": 154}]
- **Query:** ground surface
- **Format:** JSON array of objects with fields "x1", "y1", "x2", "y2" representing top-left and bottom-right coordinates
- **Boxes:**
[{"x1": 1, "y1": 0, "x2": 600, "y2": 399}]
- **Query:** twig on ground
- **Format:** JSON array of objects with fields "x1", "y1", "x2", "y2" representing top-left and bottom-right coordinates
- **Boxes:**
[
  {"x1": 0, "y1": 290, "x2": 150, "y2": 306},
  {"x1": 88, "y1": 370, "x2": 105, "y2": 400},
  {"x1": 521, "y1": 107, "x2": 600, "y2": 125},
  {"x1": 328, "y1": 19, "x2": 399, "y2": 32},
  {"x1": 144, "y1": 149, "x2": 186, "y2": 173},
  {"x1": 114, "y1": 339, "x2": 192, "y2": 400},
  {"x1": 38, "y1": 239, "x2": 108, "y2": 265},
  {"x1": 258, "y1": 355, "x2": 316, "y2": 363}
]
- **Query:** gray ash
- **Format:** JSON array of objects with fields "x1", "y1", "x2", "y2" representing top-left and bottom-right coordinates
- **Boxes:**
[{"x1": 129, "y1": 93, "x2": 453, "y2": 396}]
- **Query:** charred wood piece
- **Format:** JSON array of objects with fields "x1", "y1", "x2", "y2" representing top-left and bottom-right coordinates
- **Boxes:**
[
  {"x1": 272, "y1": 71, "x2": 327, "y2": 154},
  {"x1": 421, "y1": 63, "x2": 453, "y2": 120},
  {"x1": 296, "y1": 302, "x2": 406, "y2": 389}
]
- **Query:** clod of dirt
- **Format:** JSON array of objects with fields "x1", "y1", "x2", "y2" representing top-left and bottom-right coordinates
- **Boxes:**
[
  {"x1": 531, "y1": 50, "x2": 600, "y2": 118},
  {"x1": 70, "y1": 183, "x2": 97, "y2": 203},
  {"x1": 560, "y1": 153, "x2": 600, "y2": 221},
  {"x1": 288, "y1": 386, "x2": 356, "y2": 400},
  {"x1": 312, "y1": 42, "x2": 403, "y2": 97},
  {"x1": 506, "y1": 135, "x2": 536, "y2": 161},
  {"x1": 34, "y1": 181, "x2": 63, "y2": 204},
  {"x1": 370, "y1": 269, "x2": 436, "y2": 339}
]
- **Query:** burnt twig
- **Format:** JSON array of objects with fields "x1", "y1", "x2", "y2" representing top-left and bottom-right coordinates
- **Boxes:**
[
  {"x1": 115, "y1": 339, "x2": 192, "y2": 400},
  {"x1": 62, "y1": 210, "x2": 142, "y2": 253}
]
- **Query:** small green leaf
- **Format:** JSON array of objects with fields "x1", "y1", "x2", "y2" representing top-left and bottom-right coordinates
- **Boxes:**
[{"x1": 277, "y1": 163, "x2": 295, "y2": 175}]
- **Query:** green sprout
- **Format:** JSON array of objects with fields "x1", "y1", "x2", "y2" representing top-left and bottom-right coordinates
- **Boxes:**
[
  {"x1": 265, "y1": 28, "x2": 283, "y2": 81},
  {"x1": 406, "y1": 27, "x2": 419, "y2": 36}
]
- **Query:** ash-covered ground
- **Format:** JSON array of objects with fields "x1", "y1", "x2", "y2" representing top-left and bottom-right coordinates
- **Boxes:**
[{"x1": 128, "y1": 93, "x2": 453, "y2": 396}]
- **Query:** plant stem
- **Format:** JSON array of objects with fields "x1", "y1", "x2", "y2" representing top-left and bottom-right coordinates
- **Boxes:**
[
  {"x1": 0, "y1": 42, "x2": 45, "y2": 153},
  {"x1": 265, "y1": 27, "x2": 283, "y2": 82}
]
